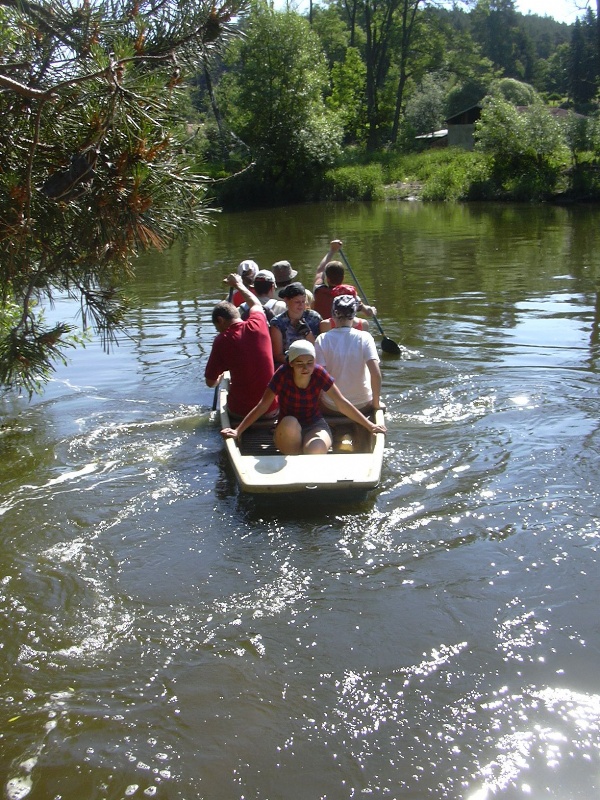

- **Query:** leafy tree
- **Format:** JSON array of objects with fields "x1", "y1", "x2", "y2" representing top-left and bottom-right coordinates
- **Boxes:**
[
  {"x1": 561, "y1": 111, "x2": 589, "y2": 166},
  {"x1": 488, "y1": 76, "x2": 541, "y2": 104},
  {"x1": 388, "y1": 0, "x2": 432, "y2": 145},
  {"x1": 328, "y1": 47, "x2": 369, "y2": 144},
  {"x1": 537, "y1": 42, "x2": 571, "y2": 97},
  {"x1": 217, "y1": 4, "x2": 342, "y2": 203},
  {"x1": 311, "y1": 3, "x2": 354, "y2": 66},
  {"x1": 404, "y1": 71, "x2": 447, "y2": 135},
  {"x1": 471, "y1": 0, "x2": 522, "y2": 76},
  {"x1": 0, "y1": 0, "x2": 239, "y2": 394},
  {"x1": 568, "y1": 12, "x2": 599, "y2": 109},
  {"x1": 475, "y1": 95, "x2": 567, "y2": 198}
]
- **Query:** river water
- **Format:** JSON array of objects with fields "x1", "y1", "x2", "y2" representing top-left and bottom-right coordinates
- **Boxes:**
[{"x1": 1, "y1": 201, "x2": 599, "y2": 799}]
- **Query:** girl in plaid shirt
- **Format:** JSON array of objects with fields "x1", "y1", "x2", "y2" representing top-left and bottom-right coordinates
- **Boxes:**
[{"x1": 221, "y1": 340, "x2": 386, "y2": 455}]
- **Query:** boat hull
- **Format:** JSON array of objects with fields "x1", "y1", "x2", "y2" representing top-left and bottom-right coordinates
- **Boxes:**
[{"x1": 218, "y1": 373, "x2": 385, "y2": 495}]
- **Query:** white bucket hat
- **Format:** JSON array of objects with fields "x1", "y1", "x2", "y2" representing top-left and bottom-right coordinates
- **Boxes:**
[{"x1": 287, "y1": 340, "x2": 315, "y2": 362}]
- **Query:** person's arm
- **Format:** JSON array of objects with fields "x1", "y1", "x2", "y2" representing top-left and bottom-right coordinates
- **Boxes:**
[
  {"x1": 223, "y1": 273, "x2": 262, "y2": 310},
  {"x1": 205, "y1": 372, "x2": 223, "y2": 389},
  {"x1": 319, "y1": 319, "x2": 332, "y2": 333},
  {"x1": 324, "y1": 383, "x2": 387, "y2": 434},
  {"x1": 358, "y1": 301, "x2": 377, "y2": 318},
  {"x1": 366, "y1": 359, "x2": 382, "y2": 410},
  {"x1": 270, "y1": 324, "x2": 286, "y2": 364},
  {"x1": 221, "y1": 388, "x2": 277, "y2": 439},
  {"x1": 314, "y1": 239, "x2": 343, "y2": 288}
]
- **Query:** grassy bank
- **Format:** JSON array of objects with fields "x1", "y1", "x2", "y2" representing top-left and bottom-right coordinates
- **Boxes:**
[{"x1": 318, "y1": 146, "x2": 600, "y2": 204}]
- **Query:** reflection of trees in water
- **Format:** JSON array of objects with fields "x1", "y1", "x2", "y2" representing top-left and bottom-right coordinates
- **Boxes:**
[
  {"x1": 125, "y1": 295, "x2": 211, "y2": 383},
  {"x1": 117, "y1": 202, "x2": 600, "y2": 373}
]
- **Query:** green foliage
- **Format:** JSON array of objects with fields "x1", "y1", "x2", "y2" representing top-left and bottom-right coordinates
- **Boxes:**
[
  {"x1": 561, "y1": 112, "x2": 589, "y2": 165},
  {"x1": 311, "y1": 4, "x2": 353, "y2": 65},
  {"x1": 489, "y1": 77, "x2": 541, "y2": 104},
  {"x1": 217, "y1": 4, "x2": 342, "y2": 204},
  {"x1": 0, "y1": 0, "x2": 240, "y2": 393},
  {"x1": 568, "y1": 13, "x2": 600, "y2": 109},
  {"x1": 404, "y1": 71, "x2": 448, "y2": 135},
  {"x1": 328, "y1": 47, "x2": 368, "y2": 144},
  {"x1": 321, "y1": 164, "x2": 384, "y2": 201},
  {"x1": 419, "y1": 150, "x2": 492, "y2": 200},
  {"x1": 475, "y1": 96, "x2": 568, "y2": 198},
  {"x1": 471, "y1": 0, "x2": 531, "y2": 78}
]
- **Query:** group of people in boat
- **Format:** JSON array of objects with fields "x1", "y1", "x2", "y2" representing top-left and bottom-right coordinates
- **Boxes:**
[{"x1": 204, "y1": 239, "x2": 387, "y2": 456}]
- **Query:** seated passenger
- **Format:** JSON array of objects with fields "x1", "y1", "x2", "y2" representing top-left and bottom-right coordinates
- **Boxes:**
[
  {"x1": 315, "y1": 295, "x2": 382, "y2": 414},
  {"x1": 229, "y1": 259, "x2": 258, "y2": 306},
  {"x1": 239, "y1": 269, "x2": 286, "y2": 321},
  {"x1": 220, "y1": 340, "x2": 386, "y2": 455},
  {"x1": 312, "y1": 239, "x2": 376, "y2": 321},
  {"x1": 319, "y1": 314, "x2": 370, "y2": 334},
  {"x1": 206, "y1": 273, "x2": 277, "y2": 419},
  {"x1": 270, "y1": 282, "x2": 322, "y2": 365},
  {"x1": 271, "y1": 260, "x2": 298, "y2": 291}
]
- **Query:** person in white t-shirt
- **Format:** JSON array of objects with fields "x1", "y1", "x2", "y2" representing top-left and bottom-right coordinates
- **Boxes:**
[{"x1": 314, "y1": 294, "x2": 382, "y2": 413}]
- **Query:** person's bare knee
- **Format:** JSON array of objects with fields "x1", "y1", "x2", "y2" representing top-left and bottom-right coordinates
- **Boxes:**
[
  {"x1": 274, "y1": 416, "x2": 302, "y2": 455},
  {"x1": 303, "y1": 429, "x2": 332, "y2": 455}
]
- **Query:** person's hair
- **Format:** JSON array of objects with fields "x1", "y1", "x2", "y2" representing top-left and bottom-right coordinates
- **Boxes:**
[
  {"x1": 332, "y1": 294, "x2": 357, "y2": 319},
  {"x1": 212, "y1": 301, "x2": 240, "y2": 325},
  {"x1": 278, "y1": 282, "x2": 307, "y2": 299},
  {"x1": 254, "y1": 278, "x2": 273, "y2": 295},
  {"x1": 324, "y1": 261, "x2": 345, "y2": 286}
]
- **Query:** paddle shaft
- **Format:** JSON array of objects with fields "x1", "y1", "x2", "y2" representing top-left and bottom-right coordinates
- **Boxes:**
[{"x1": 338, "y1": 248, "x2": 386, "y2": 339}]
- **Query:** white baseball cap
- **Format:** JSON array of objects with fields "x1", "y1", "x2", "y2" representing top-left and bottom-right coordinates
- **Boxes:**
[{"x1": 237, "y1": 260, "x2": 259, "y2": 279}]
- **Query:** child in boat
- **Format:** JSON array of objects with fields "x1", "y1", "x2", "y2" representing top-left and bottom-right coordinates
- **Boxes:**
[
  {"x1": 220, "y1": 340, "x2": 386, "y2": 456},
  {"x1": 312, "y1": 239, "x2": 376, "y2": 322}
]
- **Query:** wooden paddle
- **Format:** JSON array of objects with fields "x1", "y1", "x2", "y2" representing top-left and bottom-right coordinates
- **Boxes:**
[{"x1": 339, "y1": 248, "x2": 402, "y2": 355}]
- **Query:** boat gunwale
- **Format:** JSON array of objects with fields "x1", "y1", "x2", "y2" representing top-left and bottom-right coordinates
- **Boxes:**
[{"x1": 217, "y1": 372, "x2": 385, "y2": 495}]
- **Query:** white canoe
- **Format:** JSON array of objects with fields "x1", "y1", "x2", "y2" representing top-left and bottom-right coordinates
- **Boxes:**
[{"x1": 217, "y1": 372, "x2": 385, "y2": 495}]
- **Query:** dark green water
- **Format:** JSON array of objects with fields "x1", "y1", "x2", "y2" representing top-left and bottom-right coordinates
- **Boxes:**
[{"x1": 1, "y1": 201, "x2": 599, "y2": 799}]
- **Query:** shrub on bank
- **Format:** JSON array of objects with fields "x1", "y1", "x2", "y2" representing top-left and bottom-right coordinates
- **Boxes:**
[
  {"x1": 321, "y1": 164, "x2": 384, "y2": 200},
  {"x1": 209, "y1": 133, "x2": 600, "y2": 208}
]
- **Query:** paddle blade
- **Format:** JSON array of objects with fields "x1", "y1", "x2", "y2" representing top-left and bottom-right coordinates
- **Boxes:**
[{"x1": 381, "y1": 336, "x2": 402, "y2": 355}]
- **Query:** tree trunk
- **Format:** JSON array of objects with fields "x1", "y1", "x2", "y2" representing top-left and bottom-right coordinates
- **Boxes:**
[
  {"x1": 203, "y1": 59, "x2": 229, "y2": 162},
  {"x1": 391, "y1": 0, "x2": 420, "y2": 144}
]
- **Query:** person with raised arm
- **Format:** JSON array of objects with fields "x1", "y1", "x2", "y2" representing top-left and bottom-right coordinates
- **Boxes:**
[
  {"x1": 205, "y1": 273, "x2": 277, "y2": 419},
  {"x1": 312, "y1": 239, "x2": 376, "y2": 322}
]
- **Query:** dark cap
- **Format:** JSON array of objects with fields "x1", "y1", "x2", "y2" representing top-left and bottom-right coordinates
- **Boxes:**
[
  {"x1": 278, "y1": 281, "x2": 306, "y2": 299},
  {"x1": 332, "y1": 294, "x2": 358, "y2": 318}
]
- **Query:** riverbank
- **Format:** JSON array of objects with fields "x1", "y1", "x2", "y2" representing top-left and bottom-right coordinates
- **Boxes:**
[{"x1": 214, "y1": 146, "x2": 600, "y2": 209}]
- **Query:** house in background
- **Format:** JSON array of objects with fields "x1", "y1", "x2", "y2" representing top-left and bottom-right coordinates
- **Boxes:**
[
  {"x1": 446, "y1": 103, "x2": 483, "y2": 150},
  {"x1": 445, "y1": 102, "x2": 585, "y2": 151},
  {"x1": 415, "y1": 128, "x2": 448, "y2": 148},
  {"x1": 415, "y1": 103, "x2": 482, "y2": 150}
]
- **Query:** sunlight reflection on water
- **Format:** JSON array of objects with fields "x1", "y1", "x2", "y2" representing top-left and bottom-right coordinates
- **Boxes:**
[{"x1": 1, "y1": 203, "x2": 600, "y2": 798}]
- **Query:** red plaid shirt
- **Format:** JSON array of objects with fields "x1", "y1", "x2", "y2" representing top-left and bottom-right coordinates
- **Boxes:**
[{"x1": 268, "y1": 363, "x2": 334, "y2": 426}]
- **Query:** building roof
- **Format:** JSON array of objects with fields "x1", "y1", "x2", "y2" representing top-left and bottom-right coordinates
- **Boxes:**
[{"x1": 415, "y1": 128, "x2": 448, "y2": 140}]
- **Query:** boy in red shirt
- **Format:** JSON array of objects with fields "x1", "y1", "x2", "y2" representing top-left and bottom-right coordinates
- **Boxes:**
[{"x1": 312, "y1": 239, "x2": 376, "y2": 321}]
